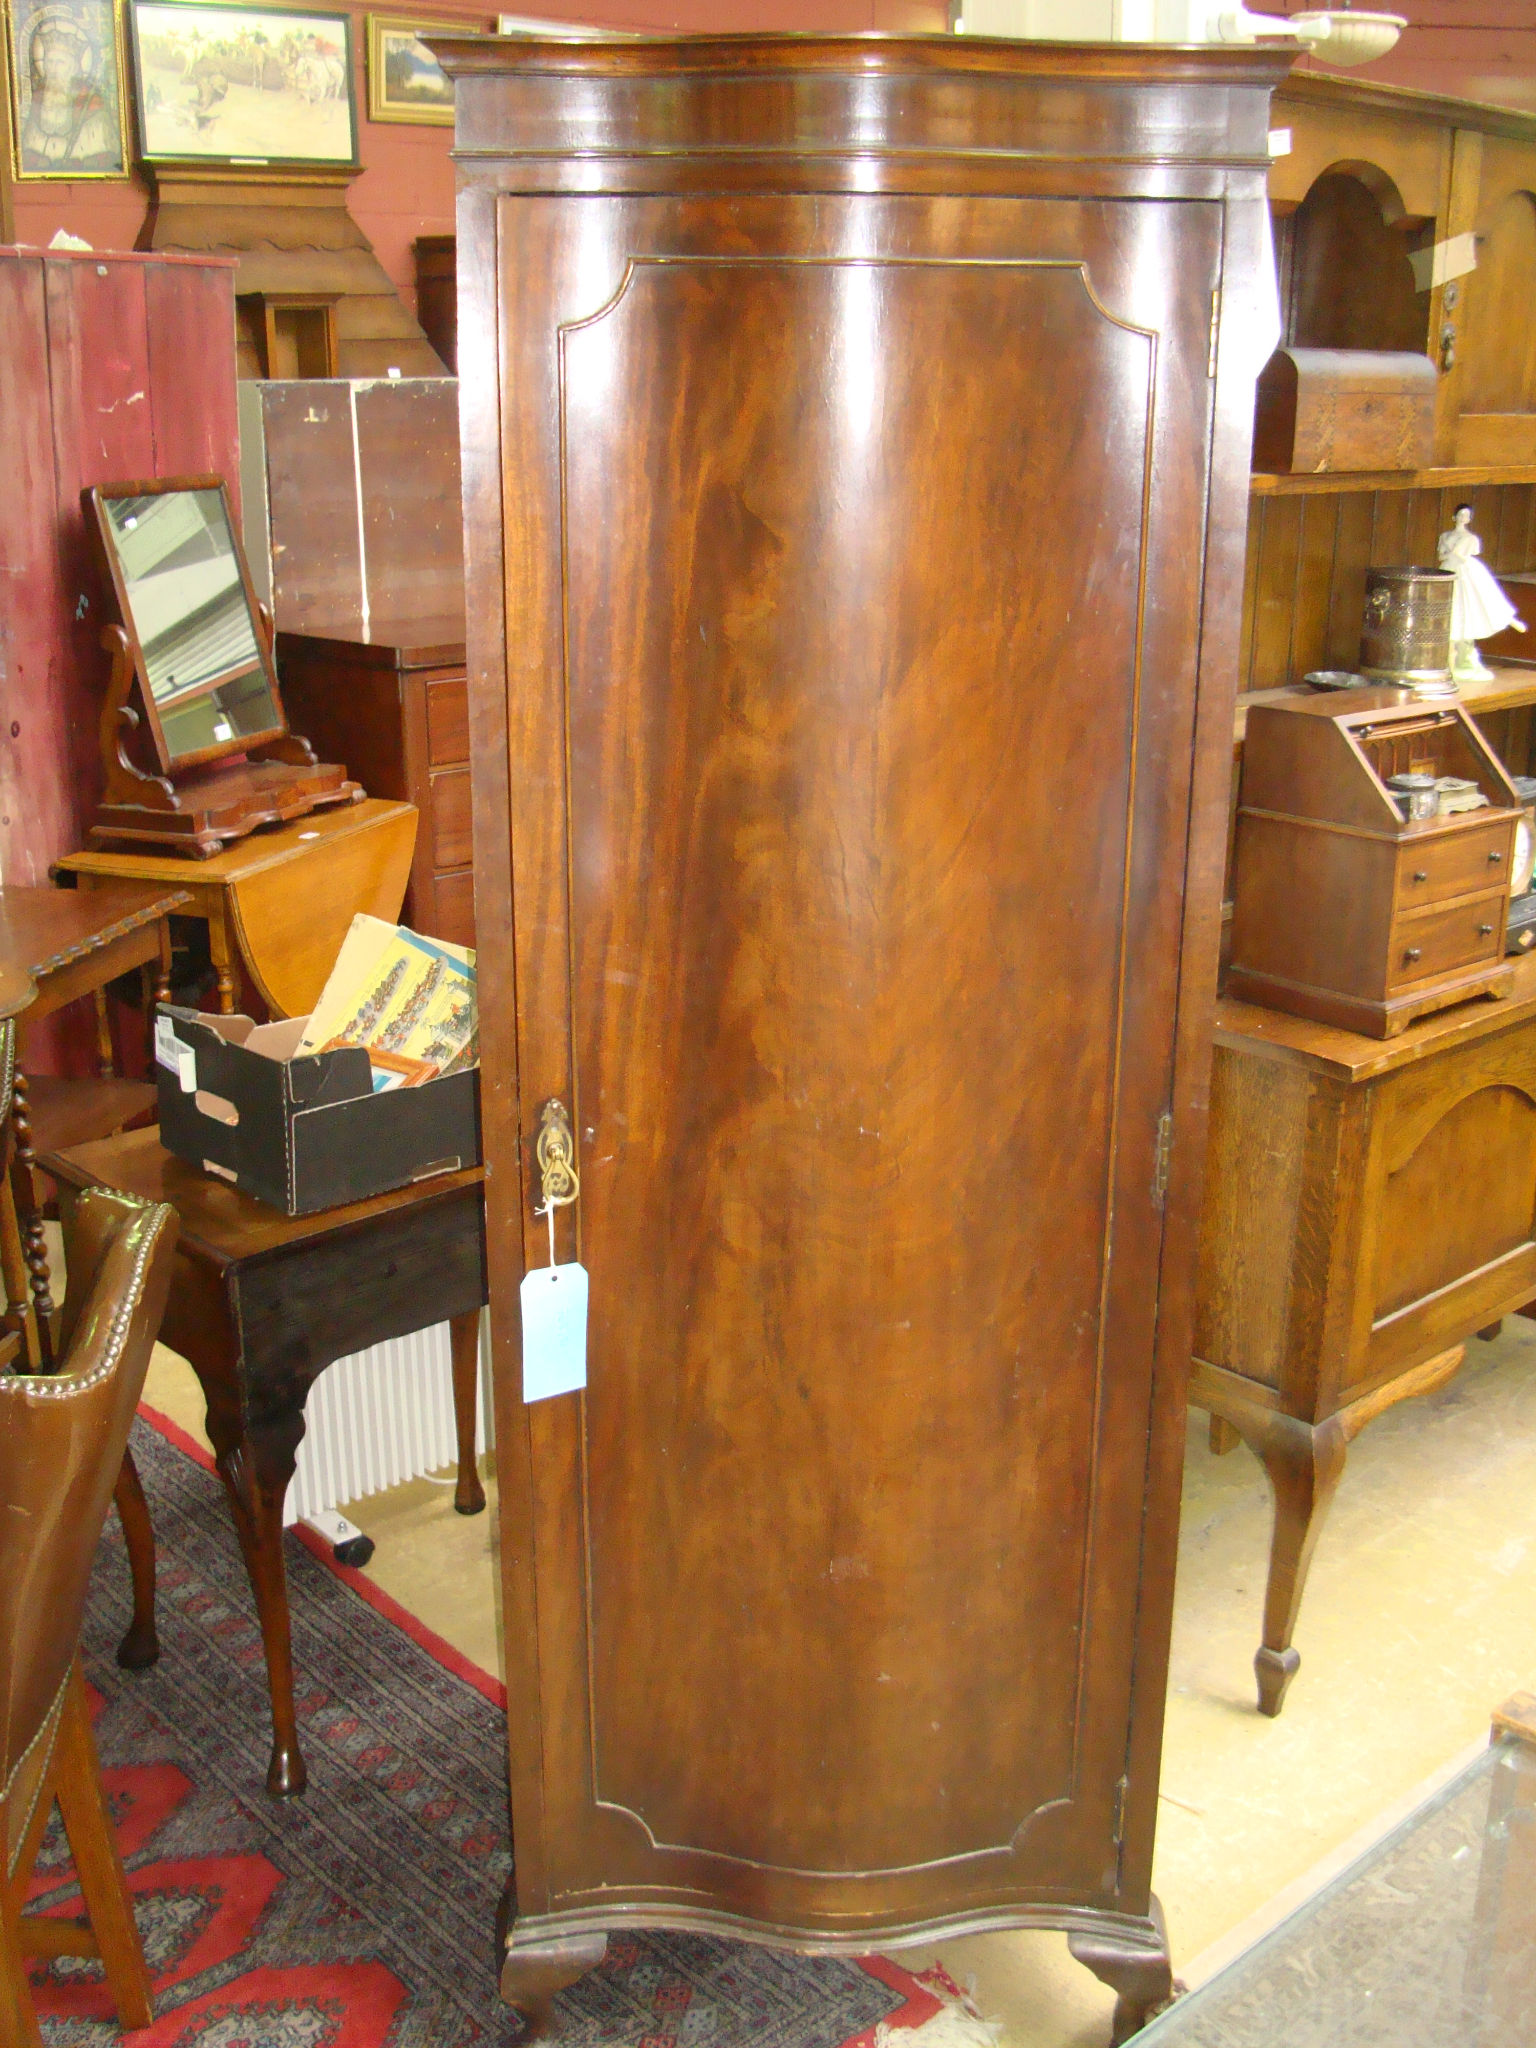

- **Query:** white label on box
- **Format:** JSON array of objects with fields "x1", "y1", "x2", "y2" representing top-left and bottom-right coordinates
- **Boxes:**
[
  {"x1": 154, "y1": 1016, "x2": 197, "y2": 1093},
  {"x1": 521, "y1": 1262, "x2": 589, "y2": 1403}
]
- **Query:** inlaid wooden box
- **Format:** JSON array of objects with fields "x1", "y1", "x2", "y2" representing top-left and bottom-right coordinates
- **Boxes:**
[
  {"x1": 1231, "y1": 693, "x2": 1522, "y2": 1035},
  {"x1": 1252, "y1": 348, "x2": 1437, "y2": 474}
]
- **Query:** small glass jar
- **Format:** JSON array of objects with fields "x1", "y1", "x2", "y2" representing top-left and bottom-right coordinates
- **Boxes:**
[{"x1": 1386, "y1": 771, "x2": 1437, "y2": 821}]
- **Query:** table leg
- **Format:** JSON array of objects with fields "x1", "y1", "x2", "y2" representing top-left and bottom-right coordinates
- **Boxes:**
[
  {"x1": 154, "y1": 919, "x2": 173, "y2": 1008},
  {"x1": 113, "y1": 1446, "x2": 160, "y2": 1670},
  {"x1": 450, "y1": 1309, "x2": 486, "y2": 1516},
  {"x1": 207, "y1": 906, "x2": 237, "y2": 1016},
  {"x1": 92, "y1": 989, "x2": 114, "y2": 1080},
  {"x1": 222, "y1": 1412, "x2": 308, "y2": 1798},
  {"x1": 1199, "y1": 1342, "x2": 1466, "y2": 1717},
  {"x1": 182, "y1": 1295, "x2": 310, "y2": 1797},
  {"x1": 1246, "y1": 1412, "x2": 1349, "y2": 1719}
]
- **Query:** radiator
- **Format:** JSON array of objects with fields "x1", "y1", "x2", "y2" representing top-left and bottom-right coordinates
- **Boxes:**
[{"x1": 285, "y1": 1313, "x2": 493, "y2": 1526}]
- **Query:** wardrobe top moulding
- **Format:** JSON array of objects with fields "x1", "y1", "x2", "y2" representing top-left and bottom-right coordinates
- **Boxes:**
[{"x1": 437, "y1": 33, "x2": 1288, "y2": 198}]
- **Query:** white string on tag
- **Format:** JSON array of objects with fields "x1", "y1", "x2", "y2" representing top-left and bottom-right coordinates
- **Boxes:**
[{"x1": 546, "y1": 1201, "x2": 556, "y2": 1268}]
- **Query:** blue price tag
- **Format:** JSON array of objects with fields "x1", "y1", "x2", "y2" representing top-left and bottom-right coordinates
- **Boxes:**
[{"x1": 520, "y1": 1262, "x2": 589, "y2": 1403}]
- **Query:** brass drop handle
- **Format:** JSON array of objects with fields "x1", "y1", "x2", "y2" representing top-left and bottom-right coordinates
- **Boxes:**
[
  {"x1": 1412, "y1": 870, "x2": 1429, "y2": 883},
  {"x1": 535, "y1": 1098, "x2": 580, "y2": 1212},
  {"x1": 1403, "y1": 946, "x2": 1422, "y2": 964}
]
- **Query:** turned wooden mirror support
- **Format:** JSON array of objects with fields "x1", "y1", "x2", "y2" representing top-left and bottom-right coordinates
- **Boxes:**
[{"x1": 86, "y1": 475, "x2": 361, "y2": 857}]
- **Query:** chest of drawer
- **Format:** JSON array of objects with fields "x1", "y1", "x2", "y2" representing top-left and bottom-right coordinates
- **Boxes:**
[
  {"x1": 1393, "y1": 820, "x2": 1515, "y2": 908},
  {"x1": 1388, "y1": 890, "x2": 1506, "y2": 989}
]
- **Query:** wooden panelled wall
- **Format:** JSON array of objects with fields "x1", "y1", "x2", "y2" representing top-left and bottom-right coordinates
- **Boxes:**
[{"x1": 1241, "y1": 481, "x2": 1536, "y2": 693}]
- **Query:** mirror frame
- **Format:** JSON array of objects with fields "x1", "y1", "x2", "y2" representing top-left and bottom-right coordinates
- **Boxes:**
[{"x1": 87, "y1": 474, "x2": 290, "y2": 776}]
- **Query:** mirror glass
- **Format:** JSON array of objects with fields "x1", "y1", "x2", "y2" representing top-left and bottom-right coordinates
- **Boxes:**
[{"x1": 101, "y1": 488, "x2": 280, "y2": 764}]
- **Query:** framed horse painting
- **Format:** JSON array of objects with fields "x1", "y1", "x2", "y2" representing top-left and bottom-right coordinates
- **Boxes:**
[{"x1": 129, "y1": 0, "x2": 357, "y2": 165}]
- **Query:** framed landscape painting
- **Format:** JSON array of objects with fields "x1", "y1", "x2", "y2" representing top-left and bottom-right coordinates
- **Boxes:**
[
  {"x1": 366, "y1": 14, "x2": 461, "y2": 126},
  {"x1": 129, "y1": 0, "x2": 357, "y2": 165},
  {"x1": 5, "y1": 0, "x2": 130, "y2": 177}
]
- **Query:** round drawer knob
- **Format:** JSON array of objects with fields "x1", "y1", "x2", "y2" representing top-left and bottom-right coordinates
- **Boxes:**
[
  {"x1": 1489, "y1": 849, "x2": 1504, "y2": 864},
  {"x1": 1403, "y1": 946, "x2": 1422, "y2": 963},
  {"x1": 1480, "y1": 923, "x2": 1495, "y2": 936},
  {"x1": 1413, "y1": 870, "x2": 1429, "y2": 882}
]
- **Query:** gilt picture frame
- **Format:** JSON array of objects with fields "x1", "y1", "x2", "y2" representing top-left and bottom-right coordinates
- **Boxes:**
[
  {"x1": 365, "y1": 13, "x2": 462, "y2": 126},
  {"x1": 5, "y1": 0, "x2": 131, "y2": 179},
  {"x1": 128, "y1": 0, "x2": 358, "y2": 166}
]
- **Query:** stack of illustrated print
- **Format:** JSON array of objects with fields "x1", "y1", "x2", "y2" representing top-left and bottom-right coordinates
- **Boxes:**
[{"x1": 297, "y1": 914, "x2": 476, "y2": 1088}]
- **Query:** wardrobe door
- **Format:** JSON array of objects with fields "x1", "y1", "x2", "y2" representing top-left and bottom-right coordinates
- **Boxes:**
[{"x1": 492, "y1": 186, "x2": 1221, "y2": 1934}]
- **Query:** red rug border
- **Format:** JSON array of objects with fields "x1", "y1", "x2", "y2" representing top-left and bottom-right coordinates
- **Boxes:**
[
  {"x1": 136, "y1": 1401, "x2": 507, "y2": 1709},
  {"x1": 134, "y1": 1402, "x2": 950, "y2": 2043}
]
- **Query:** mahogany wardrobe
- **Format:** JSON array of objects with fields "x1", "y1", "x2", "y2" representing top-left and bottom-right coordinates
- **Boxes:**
[{"x1": 437, "y1": 34, "x2": 1288, "y2": 2044}]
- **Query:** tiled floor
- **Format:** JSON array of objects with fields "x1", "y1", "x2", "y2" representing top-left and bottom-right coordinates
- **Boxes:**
[{"x1": 141, "y1": 1316, "x2": 1536, "y2": 2045}]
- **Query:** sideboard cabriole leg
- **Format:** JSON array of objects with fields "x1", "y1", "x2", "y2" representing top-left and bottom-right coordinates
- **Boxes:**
[
  {"x1": 1196, "y1": 1342, "x2": 1469, "y2": 1716},
  {"x1": 1248, "y1": 1411, "x2": 1348, "y2": 1717},
  {"x1": 1069, "y1": 1898, "x2": 1176, "y2": 2044}
]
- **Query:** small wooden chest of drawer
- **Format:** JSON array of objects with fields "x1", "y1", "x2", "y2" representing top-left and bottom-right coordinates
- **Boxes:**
[
  {"x1": 1230, "y1": 695, "x2": 1522, "y2": 1037},
  {"x1": 277, "y1": 617, "x2": 475, "y2": 948}
]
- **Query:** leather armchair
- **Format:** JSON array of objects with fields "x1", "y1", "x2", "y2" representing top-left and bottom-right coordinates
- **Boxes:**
[{"x1": 0, "y1": 1185, "x2": 176, "y2": 2046}]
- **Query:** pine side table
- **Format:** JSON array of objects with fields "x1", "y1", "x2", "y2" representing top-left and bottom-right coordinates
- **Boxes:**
[{"x1": 54, "y1": 798, "x2": 418, "y2": 1019}]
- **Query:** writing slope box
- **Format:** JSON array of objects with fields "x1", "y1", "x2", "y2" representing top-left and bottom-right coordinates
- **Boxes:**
[{"x1": 154, "y1": 1007, "x2": 481, "y2": 1217}]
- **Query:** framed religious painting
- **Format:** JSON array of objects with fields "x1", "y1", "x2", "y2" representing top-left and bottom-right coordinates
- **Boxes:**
[
  {"x1": 5, "y1": 0, "x2": 131, "y2": 178},
  {"x1": 128, "y1": 0, "x2": 357, "y2": 166},
  {"x1": 365, "y1": 14, "x2": 465, "y2": 126}
]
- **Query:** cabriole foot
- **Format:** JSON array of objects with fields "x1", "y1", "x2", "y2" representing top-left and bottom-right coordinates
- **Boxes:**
[{"x1": 1070, "y1": 1898, "x2": 1177, "y2": 2044}]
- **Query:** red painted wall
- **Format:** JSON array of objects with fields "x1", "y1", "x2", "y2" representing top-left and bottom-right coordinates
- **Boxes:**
[{"x1": 0, "y1": 249, "x2": 241, "y2": 890}]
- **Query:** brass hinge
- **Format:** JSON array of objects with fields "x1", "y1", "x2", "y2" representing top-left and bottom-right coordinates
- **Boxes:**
[
  {"x1": 1152, "y1": 1110, "x2": 1173, "y2": 1211},
  {"x1": 1207, "y1": 288, "x2": 1221, "y2": 379},
  {"x1": 1112, "y1": 1774, "x2": 1129, "y2": 1846}
]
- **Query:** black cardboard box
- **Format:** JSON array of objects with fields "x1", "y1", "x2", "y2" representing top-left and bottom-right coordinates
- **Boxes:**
[{"x1": 154, "y1": 1007, "x2": 481, "y2": 1216}]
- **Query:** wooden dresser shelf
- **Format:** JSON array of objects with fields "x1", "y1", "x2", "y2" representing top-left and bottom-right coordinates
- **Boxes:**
[{"x1": 1252, "y1": 466, "x2": 1536, "y2": 497}]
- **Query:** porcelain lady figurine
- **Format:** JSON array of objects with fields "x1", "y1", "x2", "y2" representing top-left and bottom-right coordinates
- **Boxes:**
[{"x1": 1438, "y1": 504, "x2": 1526, "y2": 679}]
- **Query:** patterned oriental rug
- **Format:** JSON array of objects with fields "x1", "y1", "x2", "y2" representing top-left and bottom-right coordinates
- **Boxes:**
[{"x1": 27, "y1": 1418, "x2": 963, "y2": 2048}]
